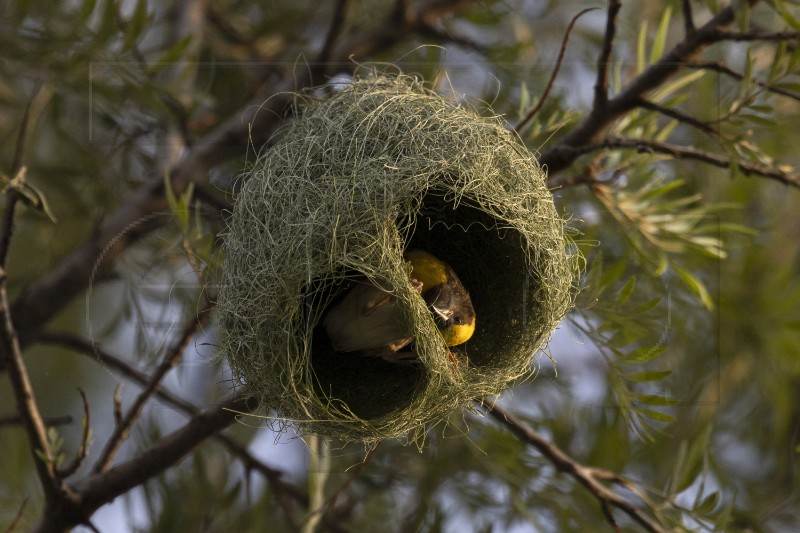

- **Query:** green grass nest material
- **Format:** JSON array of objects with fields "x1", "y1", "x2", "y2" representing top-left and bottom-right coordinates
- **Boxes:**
[{"x1": 217, "y1": 73, "x2": 578, "y2": 442}]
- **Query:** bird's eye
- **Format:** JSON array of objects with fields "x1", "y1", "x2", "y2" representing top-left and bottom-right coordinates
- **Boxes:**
[{"x1": 453, "y1": 316, "x2": 463, "y2": 325}]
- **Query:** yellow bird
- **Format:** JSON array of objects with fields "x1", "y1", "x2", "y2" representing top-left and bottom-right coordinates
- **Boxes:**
[{"x1": 323, "y1": 249, "x2": 476, "y2": 361}]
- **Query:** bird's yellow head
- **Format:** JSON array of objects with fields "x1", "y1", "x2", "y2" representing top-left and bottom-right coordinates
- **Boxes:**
[
  {"x1": 440, "y1": 317, "x2": 476, "y2": 347},
  {"x1": 405, "y1": 249, "x2": 476, "y2": 347}
]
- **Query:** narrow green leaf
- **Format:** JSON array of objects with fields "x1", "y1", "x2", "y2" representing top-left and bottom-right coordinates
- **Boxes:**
[
  {"x1": 768, "y1": 41, "x2": 787, "y2": 83},
  {"x1": 696, "y1": 492, "x2": 720, "y2": 514},
  {"x1": 739, "y1": 113, "x2": 776, "y2": 126},
  {"x1": 650, "y1": 6, "x2": 672, "y2": 63},
  {"x1": 637, "y1": 21, "x2": 648, "y2": 73},
  {"x1": 622, "y1": 346, "x2": 667, "y2": 365},
  {"x1": 617, "y1": 275, "x2": 637, "y2": 304},
  {"x1": 775, "y1": 0, "x2": 800, "y2": 30},
  {"x1": 638, "y1": 408, "x2": 674, "y2": 422},
  {"x1": 635, "y1": 297, "x2": 662, "y2": 314},
  {"x1": 667, "y1": 440, "x2": 689, "y2": 496},
  {"x1": 672, "y1": 262, "x2": 714, "y2": 310},
  {"x1": 164, "y1": 170, "x2": 178, "y2": 214},
  {"x1": 741, "y1": 49, "x2": 754, "y2": 97},
  {"x1": 600, "y1": 258, "x2": 627, "y2": 288},
  {"x1": 652, "y1": 70, "x2": 705, "y2": 102},
  {"x1": 518, "y1": 83, "x2": 530, "y2": 119},
  {"x1": 78, "y1": 0, "x2": 98, "y2": 23},
  {"x1": 148, "y1": 36, "x2": 194, "y2": 74},
  {"x1": 675, "y1": 426, "x2": 713, "y2": 492},
  {"x1": 739, "y1": 0, "x2": 751, "y2": 32},
  {"x1": 123, "y1": 0, "x2": 149, "y2": 51},
  {"x1": 635, "y1": 393, "x2": 679, "y2": 406},
  {"x1": 627, "y1": 370, "x2": 672, "y2": 382}
]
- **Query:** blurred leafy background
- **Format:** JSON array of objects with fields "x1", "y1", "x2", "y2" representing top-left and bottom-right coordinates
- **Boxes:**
[{"x1": 1, "y1": 0, "x2": 799, "y2": 531}]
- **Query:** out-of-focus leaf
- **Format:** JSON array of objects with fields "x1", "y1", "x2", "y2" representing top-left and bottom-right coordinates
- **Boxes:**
[
  {"x1": 622, "y1": 346, "x2": 666, "y2": 365},
  {"x1": 616, "y1": 275, "x2": 636, "y2": 304},
  {"x1": 148, "y1": 36, "x2": 194, "y2": 74},
  {"x1": 637, "y1": 408, "x2": 674, "y2": 422},
  {"x1": 627, "y1": 370, "x2": 672, "y2": 382},
  {"x1": 672, "y1": 262, "x2": 714, "y2": 310},
  {"x1": 696, "y1": 491, "x2": 720, "y2": 514},
  {"x1": 637, "y1": 21, "x2": 648, "y2": 73},
  {"x1": 650, "y1": 6, "x2": 672, "y2": 63},
  {"x1": 123, "y1": 0, "x2": 149, "y2": 52}
]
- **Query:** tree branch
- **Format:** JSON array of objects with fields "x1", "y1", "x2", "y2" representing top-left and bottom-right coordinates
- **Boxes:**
[
  {"x1": 0, "y1": 414, "x2": 72, "y2": 428},
  {"x1": 317, "y1": 0, "x2": 351, "y2": 66},
  {"x1": 58, "y1": 394, "x2": 252, "y2": 531},
  {"x1": 0, "y1": 80, "x2": 66, "y2": 511},
  {"x1": 8, "y1": 0, "x2": 487, "y2": 349},
  {"x1": 482, "y1": 400, "x2": 664, "y2": 533},
  {"x1": 516, "y1": 7, "x2": 598, "y2": 134},
  {"x1": 57, "y1": 389, "x2": 91, "y2": 479},
  {"x1": 682, "y1": 0, "x2": 695, "y2": 36},
  {"x1": 635, "y1": 98, "x2": 718, "y2": 135},
  {"x1": 713, "y1": 30, "x2": 800, "y2": 42},
  {"x1": 687, "y1": 60, "x2": 800, "y2": 103},
  {"x1": 92, "y1": 302, "x2": 214, "y2": 473},
  {"x1": 35, "y1": 330, "x2": 308, "y2": 521},
  {"x1": 594, "y1": 0, "x2": 622, "y2": 108},
  {"x1": 566, "y1": 136, "x2": 800, "y2": 188},
  {"x1": 541, "y1": 0, "x2": 762, "y2": 175}
]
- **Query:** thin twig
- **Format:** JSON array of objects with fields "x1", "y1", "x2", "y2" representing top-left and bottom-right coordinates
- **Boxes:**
[
  {"x1": 713, "y1": 30, "x2": 800, "y2": 42},
  {"x1": 687, "y1": 60, "x2": 800, "y2": 103},
  {"x1": 2, "y1": 77, "x2": 44, "y2": 266},
  {"x1": 5, "y1": 498, "x2": 28, "y2": 533},
  {"x1": 0, "y1": 415, "x2": 72, "y2": 427},
  {"x1": 0, "y1": 80, "x2": 63, "y2": 508},
  {"x1": 58, "y1": 389, "x2": 91, "y2": 478},
  {"x1": 317, "y1": 0, "x2": 350, "y2": 66},
  {"x1": 635, "y1": 98, "x2": 718, "y2": 135},
  {"x1": 594, "y1": 0, "x2": 622, "y2": 108},
  {"x1": 481, "y1": 400, "x2": 664, "y2": 533},
  {"x1": 515, "y1": 8, "x2": 598, "y2": 134},
  {"x1": 682, "y1": 0, "x2": 695, "y2": 36},
  {"x1": 8, "y1": 0, "x2": 485, "y2": 348},
  {"x1": 65, "y1": 393, "x2": 254, "y2": 531},
  {"x1": 34, "y1": 330, "x2": 308, "y2": 521},
  {"x1": 541, "y1": 0, "x2": 763, "y2": 175},
  {"x1": 566, "y1": 135, "x2": 800, "y2": 188},
  {"x1": 92, "y1": 303, "x2": 214, "y2": 473}
]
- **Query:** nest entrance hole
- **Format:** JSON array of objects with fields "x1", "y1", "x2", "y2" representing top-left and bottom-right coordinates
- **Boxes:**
[{"x1": 307, "y1": 193, "x2": 542, "y2": 421}]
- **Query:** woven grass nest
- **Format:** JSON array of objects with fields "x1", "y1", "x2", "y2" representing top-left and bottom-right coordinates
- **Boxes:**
[{"x1": 217, "y1": 73, "x2": 578, "y2": 442}]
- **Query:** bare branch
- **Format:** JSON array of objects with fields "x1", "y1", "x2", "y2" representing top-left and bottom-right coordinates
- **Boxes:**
[
  {"x1": 682, "y1": 0, "x2": 695, "y2": 36},
  {"x1": 568, "y1": 136, "x2": 800, "y2": 188},
  {"x1": 635, "y1": 98, "x2": 718, "y2": 135},
  {"x1": 35, "y1": 330, "x2": 308, "y2": 521},
  {"x1": 594, "y1": 0, "x2": 622, "y2": 108},
  {"x1": 57, "y1": 389, "x2": 91, "y2": 479},
  {"x1": 318, "y1": 0, "x2": 351, "y2": 66},
  {"x1": 688, "y1": 60, "x2": 800, "y2": 103},
  {"x1": 482, "y1": 400, "x2": 664, "y2": 533},
  {"x1": 714, "y1": 30, "x2": 800, "y2": 42},
  {"x1": 516, "y1": 8, "x2": 599, "y2": 134},
  {"x1": 0, "y1": 415, "x2": 72, "y2": 428},
  {"x1": 0, "y1": 81, "x2": 64, "y2": 509},
  {"x1": 69, "y1": 393, "x2": 253, "y2": 525},
  {"x1": 8, "y1": 0, "x2": 486, "y2": 348},
  {"x1": 6, "y1": 498, "x2": 28, "y2": 533},
  {"x1": 92, "y1": 303, "x2": 214, "y2": 473},
  {"x1": 541, "y1": 0, "x2": 762, "y2": 175}
]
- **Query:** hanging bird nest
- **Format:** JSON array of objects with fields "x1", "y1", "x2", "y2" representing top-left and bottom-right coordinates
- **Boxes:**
[{"x1": 216, "y1": 73, "x2": 579, "y2": 442}]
